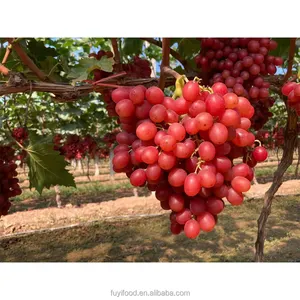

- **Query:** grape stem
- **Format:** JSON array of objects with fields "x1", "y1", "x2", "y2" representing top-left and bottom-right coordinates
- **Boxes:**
[{"x1": 254, "y1": 139, "x2": 262, "y2": 147}]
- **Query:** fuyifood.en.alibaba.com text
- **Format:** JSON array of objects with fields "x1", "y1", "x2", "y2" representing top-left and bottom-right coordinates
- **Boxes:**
[{"x1": 110, "y1": 289, "x2": 191, "y2": 297}]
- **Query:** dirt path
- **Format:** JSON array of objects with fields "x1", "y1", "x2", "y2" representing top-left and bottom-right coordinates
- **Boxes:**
[{"x1": 1, "y1": 180, "x2": 300, "y2": 237}]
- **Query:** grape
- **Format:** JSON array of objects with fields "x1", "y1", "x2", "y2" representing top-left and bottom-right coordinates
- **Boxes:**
[
  {"x1": 145, "y1": 163, "x2": 162, "y2": 181},
  {"x1": 223, "y1": 93, "x2": 239, "y2": 108},
  {"x1": 206, "y1": 197, "x2": 224, "y2": 215},
  {"x1": 163, "y1": 97, "x2": 176, "y2": 110},
  {"x1": 232, "y1": 128, "x2": 250, "y2": 147},
  {"x1": 154, "y1": 130, "x2": 167, "y2": 146},
  {"x1": 252, "y1": 146, "x2": 268, "y2": 162},
  {"x1": 226, "y1": 188, "x2": 244, "y2": 205},
  {"x1": 172, "y1": 97, "x2": 191, "y2": 115},
  {"x1": 160, "y1": 135, "x2": 176, "y2": 152},
  {"x1": 112, "y1": 88, "x2": 130, "y2": 103},
  {"x1": 165, "y1": 109, "x2": 179, "y2": 123},
  {"x1": 219, "y1": 109, "x2": 241, "y2": 128},
  {"x1": 149, "y1": 104, "x2": 167, "y2": 123},
  {"x1": 197, "y1": 212, "x2": 216, "y2": 232},
  {"x1": 185, "y1": 157, "x2": 198, "y2": 173},
  {"x1": 156, "y1": 185, "x2": 173, "y2": 202},
  {"x1": 168, "y1": 168, "x2": 187, "y2": 187},
  {"x1": 282, "y1": 82, "x2": 297, "y2": 96},
  {"x1": 184, "y1": 173, "x2": 201, "y2": 196},
  {"x1": 206, "y1": 93, "x2": 226, "y2": 116},
  {"x1": 169, "y1": 194, "x2": 185, "y2": 212},
  {"x1": 190, "y1": 197, "x2": 207, "y2": 215},
  {"x1": 173, "y1": 143, "x2": 190, "y2": 159},
  {"x1": 213, "y1": 184, "x2": 229, "y2": 198},
  {"x1": 213, "y1": 156, "x2": 232, "y2": 173},
  {"x1": 170, "y1": 222, "x2": 183, "y2": 235},
  {"x1": 161, "y1": 200, "x2": 171, "y2": 210},
  {"x1": 214, "y1": 172, "x2": 225, "y2": 188},
  {"x1": 130, "y1": 169, "x2": 147, "y2": 186},
  {"x1": 240, "y1": 117, "x2": 251, "y2": 130},
  {"x1": 175, "y1": 208, "x2": 192, "y2": 226},
  {"x1": 184, "y1": 118, "x2": 199, "y2": 135},
  {"x1": 136, "y1": 122, "x2": 157, "y2": 141},
  {"x1": 112, "y1": 151, "x2": 130, "y2": 169},
  {"x1": 158, "y1": 152, "x2": 177, "y2": 170},
  {"x1": 141, "y1": 146, "x2": 159, "y2": 164},
  {"x1": 129, "y1": 86, "x2": 145, "y2": 105},
  {"x1": 200, "y1": 161, "x2": 217, "y2": 174},
  {"x1": 114, "y1": 144, "x2": 130, "y2": 154},
  {"x1": 198, "y1": 141, "x2": 216, "y2": 161},
  {"x1": 231, "y1": 176, "x2": 251, "y2": 192},
  {"x1": 198, "y1": 169, "x2": 216, "y2": 188},
  {"x1": 135, "y1": 100, "x2": 152, "y2": 119},
  {"x1": 208, "y1": 123, "x2": 228, "y2": 145},
  {"x1": 232, "y1": 163, "x2": 250, "y2": 178},
  {"x1": 184, "y1": 219, "x2": 201, "y2": 239},
  {"x1": 115, "y1": 99, "x2": 135, "y2": 117},
  {"x1": 146, "y1": 86, "x2": 164, "y2": 104},
  {"x1": 168, "y1": 123, "x2": 186, "y2": 141},
  {"x1": 189, "y1": 100, "x2": 206, "y2": 117},
  {"x1": 212, "y1": 82, "x2": 228, "y2": 95},
  {"x1": 196, "y1": 112, "x2": 214, "y2": 131},
  {"x1": 183, "y1": 81, "x2": 200, "y2": 102}
]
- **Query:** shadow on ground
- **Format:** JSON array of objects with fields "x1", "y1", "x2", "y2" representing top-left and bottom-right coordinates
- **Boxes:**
[{"x1": 1, "y1": 196, "x2": 299, "y2": 262}]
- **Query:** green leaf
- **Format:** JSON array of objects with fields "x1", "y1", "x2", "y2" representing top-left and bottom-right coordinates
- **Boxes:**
[
  {"x1": 67, "y1": 56, "x2": 114, "y2": 84},
  {"x1": 26, "y1": 136, "x2": 76, "y2": 194},
  {"x1": 270, "y1": 38, "x2": 290, "y2": 58},
  {"x1": 177, "y1": 38, "x2": 200, "y2": 59},
  {"x1": 123, "y1": 38, "x2": 144, "y2": 56}
]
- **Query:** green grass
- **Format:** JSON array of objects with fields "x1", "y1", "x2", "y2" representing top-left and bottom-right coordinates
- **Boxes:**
[
  {"x1": 1, "y1": 195, "x2": 299, "y2": 262},
  {"x1": 255, "y1": 165, "x2": 297, "y2": 177},
  {"x1": 13, "y1": 181, "x2": 132, "y2": 202}
]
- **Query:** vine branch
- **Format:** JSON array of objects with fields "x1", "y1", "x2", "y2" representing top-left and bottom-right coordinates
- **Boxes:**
[
  {"x1": 0, "y1": 63, "x2": 10, "y2": 76},
  {"x1": 7, "y1": 38, "x2": 50, "y2": 82},
  {"x1": 283, "y1": 38, "x2": 297, "y2": 82},
  {"x1": 111, "y1": 38, "x2": 122, "y2": 72},
  {"x1": 254, "y1": 106, "x2": 298, "y2": 262},
  {"x1": 1, "y1": 43, "x2": 12, "y2": 64},
  {"x1": 158, "y1": 38, "x2": 170, "y2": 90}
]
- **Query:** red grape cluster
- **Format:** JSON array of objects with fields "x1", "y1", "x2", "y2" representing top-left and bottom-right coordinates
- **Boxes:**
[
  {"x1": 55, "y1": 134, "x2": 97, "y2": 160},
  {"x1": 195, "y1": 38, "x2": 283, "y2": 130},
  {"x1": 53, "y1": 133, "x2": 113, "y2": 161},
  {"x1": 282, "y1": 81, "x2": 300, "y2": 116},
  {"x1": 88, "y1": 49, "x2": 152, "y2": 117},
  {"x1": 12, "y1": 127, "x2": 29, "y2": 145},
  {"x1": 0, "y1": 145, "x2": 22, "y2": 217},
  {"x1": 111, "y1": 82, "x2": 268, "y2": 239}
]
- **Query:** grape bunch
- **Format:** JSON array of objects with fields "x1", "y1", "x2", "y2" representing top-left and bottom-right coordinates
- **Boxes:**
[
  {"x1": 195, "y1": 38, "x2": 283, "y2": 130},
  {"x1": 282, "y1": 81, "x2": 300, "y2": 116},
  {"x1": 12, "y1": 127, "x2": 29, "y2": 145},
  {"x1": 110, "y1": 82, "x2": 268, "y2": 239},
  {"x1": 0, "y1": 145, "x2": 22, "y2": 217}
]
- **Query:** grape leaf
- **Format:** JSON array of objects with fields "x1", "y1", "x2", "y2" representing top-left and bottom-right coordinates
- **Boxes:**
[
  {"x1": 26, "y1": 138, "x2": 76, "y2": 194},
  {"x1": 68, "y1": 56, "x2": 114, "y2": 84},
  {"x1": 123, "y1": 38, "x2": 144, "y2": 56}
]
